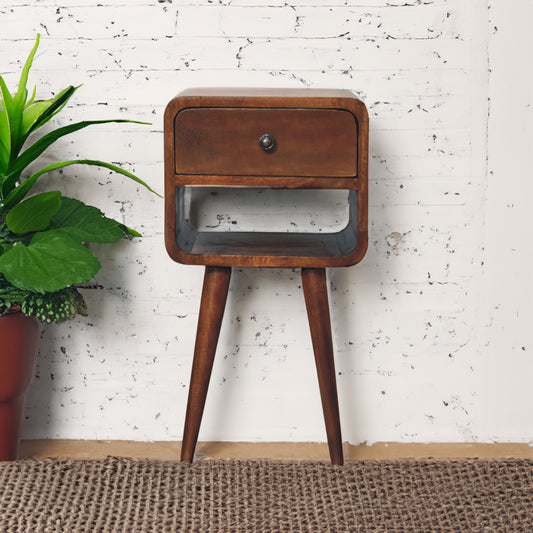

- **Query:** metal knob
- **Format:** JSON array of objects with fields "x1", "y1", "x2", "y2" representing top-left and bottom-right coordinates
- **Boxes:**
[{"x1": 259, "y1": 133, "x2": 276, "y2": 152}]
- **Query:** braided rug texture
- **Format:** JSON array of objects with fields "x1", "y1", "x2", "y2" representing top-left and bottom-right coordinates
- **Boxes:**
[{"x1": 0, "y1": 457, "x2": 532, "y2": 532}]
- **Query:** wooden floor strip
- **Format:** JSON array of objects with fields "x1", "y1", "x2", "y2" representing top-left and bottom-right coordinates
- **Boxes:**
[{"x1": 19, "y1": 440, "x2": 533, "y2": 461}]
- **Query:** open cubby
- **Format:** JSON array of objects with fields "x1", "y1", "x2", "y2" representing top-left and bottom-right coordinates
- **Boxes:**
[{"x1": 174, "y1": 186, "x2": 358, "y2": 259}]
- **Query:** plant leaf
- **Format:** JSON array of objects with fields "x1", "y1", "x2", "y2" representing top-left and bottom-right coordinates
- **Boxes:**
[
  {"x1": 25, "y1": 85, "x2": 37, "y2": 108},
  {"x1": 10, "y1": 35, "x2": 40, "y2": 157},
  {"x1": 22, "y1": 85, "x2": 78, "y2": 138},
  {"x1": 120, "y1": 224, "x2": 142, "y2": 238},
  {"x1": 5, "y1": 118, "x2": 149, "y2": 183},
  {"x1": 0, "y1": 229, "x2": 101, "y2": 293},
  {"x1": 0, "y1": 76, "x2": 14, "y2": 110},
  {"x1": 0, "y1": 105, "x2": 10, "y2": 176},
  {"x1": 0, "y1": 76, "x2": 13, "y2": 175},
  {"x1": 1, "y1": 158, "x2": 160, "y2": 215},
  {"x1": 14, "y1": 35, "x2": 39, "y2": 108},
  {"x1": 5, "y1": 190, "x2": 61, "y2": 234},
  {"x1": 50, "y1": 196, "x2": 130, "y2": 243}
]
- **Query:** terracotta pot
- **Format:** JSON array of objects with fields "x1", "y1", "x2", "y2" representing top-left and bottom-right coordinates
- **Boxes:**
[{"x1": 0, "y1": 312, "x2": 40, "y2": 461}]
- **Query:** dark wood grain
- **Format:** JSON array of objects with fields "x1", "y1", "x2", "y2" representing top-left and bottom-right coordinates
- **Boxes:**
[
  {"x1": 166, "y1": 174, "x2": 359, "y2": 189},
  {"x1": 180, "y1": 266, "x2": 232, "y2": 463},
  {"x1": 175, "y1": 108, "x2": 357, "y2": 177},
  {"x1": 164, "y1": 88, "x2": 368, "y2": 269},
  {"x1": 164, "y1": 88, "x2": 369, "y2": 465},
  {"x1": 301, "y1": 267, "x2": 344, "y2": 466}
]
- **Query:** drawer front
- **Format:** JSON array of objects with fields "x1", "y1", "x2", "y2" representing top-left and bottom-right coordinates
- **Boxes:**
[{"x1": 174, "y1": 108, "x2": 357, "y2": 177}]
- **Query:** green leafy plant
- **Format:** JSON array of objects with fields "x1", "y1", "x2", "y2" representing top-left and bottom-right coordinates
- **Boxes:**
[{"x1": 0, "y1": 35, "x2": 159, "y2": 322}]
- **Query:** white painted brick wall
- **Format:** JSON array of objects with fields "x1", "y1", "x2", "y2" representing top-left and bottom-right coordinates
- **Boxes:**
[{"x1": 1, "y1": 0, "x2": 530, "y2": 444}]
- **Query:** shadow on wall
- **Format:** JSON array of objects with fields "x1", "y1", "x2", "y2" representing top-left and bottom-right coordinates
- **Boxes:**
[
  {"x1": 23, "y1": 239, "x2": 137, "y2": 439},
  {"x1": 327, "y1": 130, "x2": 396, "y2": 443}
]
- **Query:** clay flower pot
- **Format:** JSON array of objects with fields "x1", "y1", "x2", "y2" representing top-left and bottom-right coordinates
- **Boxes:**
[{"x1": 0, "y1": 311, "x2": 40, "y2": 461}]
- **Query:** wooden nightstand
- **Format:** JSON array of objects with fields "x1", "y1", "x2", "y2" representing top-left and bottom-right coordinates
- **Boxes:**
[{"x1": 164, "y1": 88, "x2": 368, "y2": 465}]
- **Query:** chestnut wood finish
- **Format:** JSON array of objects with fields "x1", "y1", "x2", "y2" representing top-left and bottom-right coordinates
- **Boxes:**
[
  {"x1": 165, "y1": 89, "x2": 369, "y2": 465},
  {"x1": 301, "y1": 268, "x2": 344, "y2": 465},
  {"x1": 164, "y1": 88, "x2": 368, "y2": 268},
  {"x1": 181, "y1": 266, "x2": 231, "y2": 463},
  {"x1": 166, "y1": 174, "x2": 358, "y2": 189},
  {"x1": 175, "y1": 108, "x2": 357, "y2": 177}
]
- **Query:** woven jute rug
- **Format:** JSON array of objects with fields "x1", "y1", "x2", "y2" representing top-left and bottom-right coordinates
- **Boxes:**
[{"x1": 1, "y1": 457, "x2": 532, "y2": 532}]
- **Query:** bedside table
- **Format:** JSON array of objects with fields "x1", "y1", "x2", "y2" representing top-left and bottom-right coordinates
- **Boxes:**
[{"x1": 164, "y1": 88, "x2": 368, "y2": 465}]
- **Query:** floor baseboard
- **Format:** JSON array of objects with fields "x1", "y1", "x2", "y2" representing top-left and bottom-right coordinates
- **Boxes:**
[{"x1": 19, "y1": 440, "x2": 533, "y2": 461}]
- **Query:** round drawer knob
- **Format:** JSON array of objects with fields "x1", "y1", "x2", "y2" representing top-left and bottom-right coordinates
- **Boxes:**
[{"x1": 259, "y1": 133, "x2": 276, "y2": 152}]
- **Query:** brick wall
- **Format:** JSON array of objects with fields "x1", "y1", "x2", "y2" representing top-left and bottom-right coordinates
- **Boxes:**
[{"x1": 1, "y1": 0, "x2": 530, "y2": 444}]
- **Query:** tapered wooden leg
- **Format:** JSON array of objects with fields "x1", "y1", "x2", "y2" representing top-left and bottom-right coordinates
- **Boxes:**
[
  {"x1": 181, "y1": 266, "x2": 232, "y2": 462},
  {"x1": 301, "y1": 267, "x2": 343, "y2": 466}
]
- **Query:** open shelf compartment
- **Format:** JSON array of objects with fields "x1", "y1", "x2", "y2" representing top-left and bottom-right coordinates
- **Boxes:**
[{"x1": 170, "y1": 185, "x2": 362, "y2": 267}]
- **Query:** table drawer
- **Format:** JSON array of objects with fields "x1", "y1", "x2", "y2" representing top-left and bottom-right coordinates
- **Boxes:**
[{"x1": 174, "y1": 108, "x2": 357, "y2": 177}]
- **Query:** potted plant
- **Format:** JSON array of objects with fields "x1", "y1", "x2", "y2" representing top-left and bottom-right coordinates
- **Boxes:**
[{"x1": 0, "y1": 35, "x2": 158, "y2": 460}]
